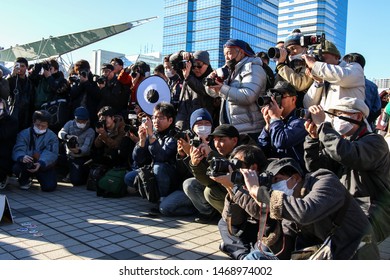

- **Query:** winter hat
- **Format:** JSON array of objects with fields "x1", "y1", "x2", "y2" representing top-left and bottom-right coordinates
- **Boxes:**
[
  {"x1": 224, "y1": 39, "x2": 255, "y2": 56},
  {"x1": 267, "y1": 157, "x2": 304, "y2": 177},
  {"x1": 284, "y1": 31, "x2": 302, "y2": 48},
  {"x1": 74, "y1": 106, "x2": 89, "y2": 120},
  {"x1": 193, "y1": 51, "x2": 210, "y2": 65},
  {"x1": 190, "y1": 108, "x2": 213, "y2": 130},
  {"x1": 328, "y1": 97, "x2": 369, "y2": 119},
  {"x1": 316, "y1": 40, "x2": 341, "y2": 58}
]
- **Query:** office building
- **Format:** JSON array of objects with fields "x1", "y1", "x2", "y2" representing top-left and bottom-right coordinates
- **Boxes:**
[{"x1": 163, "y1": 0, "x2": 279, "y2": 68}]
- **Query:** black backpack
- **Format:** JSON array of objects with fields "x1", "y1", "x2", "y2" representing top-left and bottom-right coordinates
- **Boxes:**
[
  {"x1": 134, "y1": 165, "x2": 159, "y2": 203},
  {"x1": 86, "y1": 164, "x2": 107, "y2": 191}
]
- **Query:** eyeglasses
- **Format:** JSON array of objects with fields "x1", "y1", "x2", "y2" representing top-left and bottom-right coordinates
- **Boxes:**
[{"x1": 192, "y1": 64, "x2": 204, "y2": 69}]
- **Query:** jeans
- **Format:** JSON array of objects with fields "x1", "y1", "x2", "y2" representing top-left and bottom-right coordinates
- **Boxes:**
[
  {"x1": 183, "y1": 177, "x2": 214, "y2": 216},
  {"x1": 244, "y1": 248, "x2": 279, "y2": 260},
  {"x1": 68, "y1": 157, "x2": 90, "y2": 186},
  {"x1": 13, "y1": 162, "x2": 57, "y2": 192},
  {"x1": 124, "y1": 169, "x2": 138, "y2": 188},
  {"x1": 159, "y1": 190, "x2": 197, "y2": 216}
]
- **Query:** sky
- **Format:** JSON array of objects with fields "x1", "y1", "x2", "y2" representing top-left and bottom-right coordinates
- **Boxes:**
[{"x1": 0, "y1": 0, "x2": 388, "y2": 80}]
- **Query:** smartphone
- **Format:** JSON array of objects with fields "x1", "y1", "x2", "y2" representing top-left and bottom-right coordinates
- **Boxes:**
[{"x1": 14, "y1": 62, "x2": 20, "y2": 69}]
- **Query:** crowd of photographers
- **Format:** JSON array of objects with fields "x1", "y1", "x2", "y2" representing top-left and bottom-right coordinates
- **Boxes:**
[{"x1": 0, "y1": 29, "x2": 390, "y2": 260}]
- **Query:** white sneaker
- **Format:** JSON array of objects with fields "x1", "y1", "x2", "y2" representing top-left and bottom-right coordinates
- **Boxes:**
[
  {"x1": 19, "y1": 180, "x2": 32, "y2": 190},
  {"x1": 0, "y1": 176, "x2": 10, "y2": 190}
]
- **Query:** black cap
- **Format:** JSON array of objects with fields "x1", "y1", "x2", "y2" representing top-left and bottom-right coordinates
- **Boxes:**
[
  {"x1": 269, "y1": 81, "x2": 297, "y2": 96},
  {"x1": 209, "y1": 124, "x2": 239, "y2": 138},
  {"x1": 101, "y1": 63, "x2": 114, "y2": 71},
  {"x1": 266, "y1": 157, "x2": 304, "y2": 176}
]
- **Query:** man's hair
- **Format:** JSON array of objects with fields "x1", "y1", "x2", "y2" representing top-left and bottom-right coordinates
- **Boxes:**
[
  {"x1": 49, "y1": 59, "x2": 59, "y2": 71},
  {"x1": 154, "y1": 102, "x2": 176, "y2": 120},
  {"x1": 16, "y1": 57, "x2": 28, "y2": 67},
  {"x1": 74, "y1": 59, "x2": 90, "y2": 72},
  {"x1": 163, "y1": 55, "x2": 171, "y2": 63},
  {"x1": 110, "y1": 57, "x2": 124, "y2": 66},
  {"x1": 154, "y1": 64, "x2": 165, "y2": 75},
  {"x1": 343, "y1": 53, "x2": 366, "y2": 69},
  {"x1": 230, "y1": 145, "x2": 268, "y2": 172},
  {"x1": 256, "y1": 51, "x2": 270, "y2": 64},
  {"x1": 97, "y1": 106, "x2": 115, "y2": 117},
  {"x1": 32, "y1": 110, "x2": 51, "y2": 123}
]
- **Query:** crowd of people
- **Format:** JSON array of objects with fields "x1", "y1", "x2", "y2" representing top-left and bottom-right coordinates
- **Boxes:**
[{"x1": 0, "y1": 30, "x2": 389, "y2": 260}]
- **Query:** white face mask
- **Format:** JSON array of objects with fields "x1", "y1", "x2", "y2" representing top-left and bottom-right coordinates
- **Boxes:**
[
  {"x1": 289, "y1": 53, "x2": 303, "y2": 61},
  {"x1": 76, "y1": 122, "x2": 87, "y2": 129},
  {"x1": 333, "y1": 117, "x2": 354, "y2": 135},
  {"x1": 33, "y1": 126, "x2": 47, "y2": 135},
  {"x1": 164, "y1": 69, "x2": 174, "y2": 78},
  {"x1": 194, "y1": 125, "x2": 212, "y2": 138},
  {"x1": 271, "y1": 177, "x2": 295, "y2": 196}
]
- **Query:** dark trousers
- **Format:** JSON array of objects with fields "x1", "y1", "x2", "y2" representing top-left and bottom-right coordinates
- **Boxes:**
[
  {"x1": 68, "y1": 156, "x2": 90, "y2": 186},
  {"x1": 13, "y1": 162, "x2": 57, "y2": 192},
  {"x1": 218, "y1": 218, "x2": 259, "y2": 260}
]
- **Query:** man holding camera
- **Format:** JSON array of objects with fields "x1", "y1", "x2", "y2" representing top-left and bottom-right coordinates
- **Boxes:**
[
  {"x1": 303, "y1": 40, "x2": 365, "y2": 116},
  {"x1": 6, "y1": 57, "x2": 34, "y2": 131},
  {"x1": 258, "y1": 81, "x2": 308, "y2": 170},
  {"x1": 272, "y1": 29, "x2": 314, "y2": 108},
  {"x1": 12, "y1": 110, "x2": 59, "y2": 191},
  {"x1": 205, "y1": 39, "x2": 266, "y2": 139},
  {"x1": 58, "y1": 107, "x2": 95, "y2": 186},
  {"x1": 241, "y1": 157, "x2": 379, "y2": 260},
  {"x1": 304, "y1": 97, "x2": 390, "y2": 243},
  {"x1": 169, "y1": 50, "x2": 215, "y2": 131}
]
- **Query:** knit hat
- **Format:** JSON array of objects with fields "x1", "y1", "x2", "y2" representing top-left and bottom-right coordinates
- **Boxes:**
[
  {"x1": 316, "y1": 40, "x2": 341, "y2": 58},
  {"x1": 284, "y1": 32, "x2": 302, "y2": 48},
  {"x1": 209, "y1": 124, "x2": 239, "y2": 138},
  {"x1": 328, "y1": 97, "x2": 369, "y2": 119},
  {"x1": 193, "y1": 51, "x2": 210, "y2": 65},
  {"x1": 190, "y1": 108, "x2": 213, "y2": 130},
  {"x1": 267, "y1": 157, "x2": 304, "y2": 177},
  {"x1": 74, "y1": 106, "x2": 89, "y2": 120},
  {"x1": 224, "y1": 39, "x2": 255, "y2": 56}
]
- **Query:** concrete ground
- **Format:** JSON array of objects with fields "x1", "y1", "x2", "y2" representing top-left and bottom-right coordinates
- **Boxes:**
[{"x1": 0, "y1": 178, "x2": 389, "y2": 260}]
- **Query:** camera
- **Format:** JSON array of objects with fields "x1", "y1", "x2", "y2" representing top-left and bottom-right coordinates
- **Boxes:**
[
  {"x1": 25, "y1": 161, "x2": 36, "y2": 170},
  {"x1": 96, "y1": 75, "x2": 106, "y2": 84},
  {"x1": 79, "y1": 70, "x2": 88, "y2": 78},
  {"x1": 230, "y1": 170, "x2": 273, "y2": 188},
  {"x1": 295, "y1": 108, "x2": 311, "y2": 120},
  {"x1": 69, "y1": 75, "x2": 79, "y2": 83},
  {"x1": 169, "y1": 127, "x2": 195, "y2": 141},
  {"x1": 203, "y1": 66, "x2": 229, "y2": 86},
  {"x1": 268, "y1": 47, "x2": 289, "y2": 60},
  {"x1": 14, "y1": 62, "x2": 20, "y2": 69},
  {"x1": 124, "y1": 111, "x2": 139, "y2": 136},
  {"x1": 96, "y1": 119, "x2": 106, "y2": 129},
  {"x1": 170, "y1": 51, "x2": 194, "y2": 71},
  {"x1": 189, "y1": 137, "x2": 202, "y2": 148},
  {"x1": 207, "y1": 157, "x2": 242, "y2": 177},
  {"x1": 130, "y1": 67, "x2": 139, "y2": 78},
  {"x1": 41, "y1": 61, "x2": 51, "y2": 71},
  {"x1": 66, "y1": 136, "x2": 79, "y2": 149},
  {"x1": 300, "y1": 34, "x2": 324, "y2": 48},
  {"x1": 257, "y1": 91, "x2": 283, "y2": 107}
]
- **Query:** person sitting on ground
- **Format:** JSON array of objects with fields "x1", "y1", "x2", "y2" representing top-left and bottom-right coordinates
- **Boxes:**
[{"x1": 12, "y1": 110, "x2": 59, "y2": 192}]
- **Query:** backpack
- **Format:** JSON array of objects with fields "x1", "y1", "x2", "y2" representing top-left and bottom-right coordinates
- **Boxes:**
[
  {"x1": 86, "y1": 164, "x2": 107, "y2": 191},
  {"x1": 134, "y1": 165, "x2": 159, "y2": 203},
  {"x1": 97, "y1": 167, "x2": 127, "y2": 198}
]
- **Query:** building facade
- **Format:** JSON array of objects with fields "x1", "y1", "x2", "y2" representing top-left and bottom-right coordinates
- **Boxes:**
[
  {"x1": 278, "y1": 0, "x2": 348, "y2": 56},
  {"x1": 163, "y1": 0, "x2": 279, "y2": 68}
]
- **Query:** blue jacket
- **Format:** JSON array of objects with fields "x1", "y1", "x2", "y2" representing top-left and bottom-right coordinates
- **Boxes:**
[
  {"x1": 12, "y1": 127, "x2": 59, "y2": 169},
  {"x1": 258, "y1": 109, "x2": 307, "y2": 170}
]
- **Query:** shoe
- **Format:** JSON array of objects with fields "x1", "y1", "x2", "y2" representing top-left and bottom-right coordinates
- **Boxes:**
[
  {"x1": 127, "y1": 186, "x2": 138, "y2": 195},
  {"x1": 19, "y1": 180, "x2": 32, "y2": 190},
  {"x1": 0, "y1": 176, "x2": 10, "y2": 190},
  {"x1": 194, "y1": 211, "x2": 220, "y2": 224}
]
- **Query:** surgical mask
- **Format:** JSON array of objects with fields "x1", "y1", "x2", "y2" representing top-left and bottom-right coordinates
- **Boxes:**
[
  {"x1": 164, "y1": 69, "x2": 174, "y2": 78},
  {"x1": 271, "y1": 177, "x2": 295, "y2": 196},
  {"x1": 333, "y1": 117, "x2": 354, "y2": 135},
  {"x1": 289, "y1": 53, "x2": 303, "y2": 61},
  {"x1": 76, "y1": 122, "x2": 86, "y2": 129},
  {"x1": 33, "y1": 126, "x2": 47, "y2": 135},
  {"x1": 194, "y1": 125, "x2": 212, "y2": 138}
]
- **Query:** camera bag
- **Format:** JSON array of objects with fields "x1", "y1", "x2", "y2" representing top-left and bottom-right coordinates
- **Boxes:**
[
  {"x1": 86, "y1": 164, "x2": 108, "y2": 191},
  {"x1": 134, "y1": 165, "x2": 159, "y2": 203},
  {"x1": 97, "y1": 167, "x2": 127, "y2": 198}
]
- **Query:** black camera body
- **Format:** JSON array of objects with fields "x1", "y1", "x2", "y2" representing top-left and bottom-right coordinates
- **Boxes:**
[
  {"x1": 66, "y1": 136, "x2": 79, "y2": 149},
  {"x1": 96, "y1": 75, "x2": 106, "y2": 85},
  {"x1": 302, "y1": 33, "x2": 326, "y2": 62},
  {"x1": 295, "y1": 108, "x2": 311, "y2": 120},
  {"x1": 207, "y1": 157, "x2": 242, "y2": 177},
  {"x1": 268, "y1": 47, "x2": 290, "y2": 60},
  {"x1": 25, "y1": 161, "x2": 36, "y2": 170},
  {"x1": 170, "y1": 127, "x2": 195, "y2": 141},
  {"x1": 189, "y1": 137, "x2": 202, "y2": 148},
  {"x1": 203, "y1": 66, "x2": 229, "y2": 86},
  {"x1": 96, "y1": 120, "x2": 106, "y2": 129},
  {"x1": 69, "y1": 75, "x2": 79, "y2": 84},
  {"x1": 79, "y1": 70, "x2": 88, "y2": 78},
  {"x1": 231, "y1": 170, "x2": 274, "y2": 188},
  {"x1": 257, "y1": 91, "x2": 283, "y2": 107}
]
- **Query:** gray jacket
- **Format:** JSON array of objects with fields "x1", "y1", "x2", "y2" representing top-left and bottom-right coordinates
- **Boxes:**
[
  {"x1": 304, "y1": 122, "x2": 390, "y2": 242},
  {"x1": 207, "y1": 56, "x2": 266, "y2": 134}
]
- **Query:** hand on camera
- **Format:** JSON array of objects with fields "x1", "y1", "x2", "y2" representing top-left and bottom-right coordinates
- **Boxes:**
[
  {"x1": 240, "y1": 168, "x2": 260, "y2": 201},
  {"x1": 308, "y1": 105, "x2": 325, "y2": 126},
  {"x1": 210, "y1": 165, "x2": 234, "y2": 192},
  {"x1": 190, "y1": 146, "x2": 204, "y2": 166}
]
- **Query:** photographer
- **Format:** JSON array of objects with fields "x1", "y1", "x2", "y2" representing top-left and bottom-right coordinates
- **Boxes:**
[
  {"x1": 12, "y1": 110, "x2": 59, "y2": 192},
  {"x1": 205, "y1": 39, "x2": 266, "y2": 139},
  {"x1": 170, "y1": 50, "x2": 215, "y2": 131},
  {"x1": 304, "y1": 98, "x2": 390, "y2": 243},
  {"x1": 209, "y1": 145, "x2": 269, "y2": 259},
  {"x1": 0, "y1": 69, "x2": 10, "y2": 100},
  {"x1": 69, "y1": 59, "x2": 100, "y2": 128},
  {"x1": 241, "y1": 157, "x2": 379, "y2": 260},
  {"x1": 258, "y1": 81, "x2": 308, "y2": 170},
  {"x1": 58, "y1": 107, "x2": 95, "y2": 186},
  {"x1": 302, "y1": 40, "x2": 365, "y2": 117},
  {"x1": 272, "y1": 29, "x2": 314, "y2": 108},
  {"x1": 98, "y1": 63, "x2": 131, "y2": 118},
  {"x1": 163, "y1": 55, "x2": 182, "y2": 108},
  {"x1": 93, "y1": 106, "x2": 126, "y2": 168}
]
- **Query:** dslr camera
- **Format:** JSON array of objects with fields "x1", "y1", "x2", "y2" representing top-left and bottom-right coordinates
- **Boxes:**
[
  {"x1": 124, "y1": 111, "x2": 139, "y2": 136},
  {"x1": 96, "y1": 119, "x2": 106, "y2": 129},
  {"x1": 25, "y1": 161, "x2": 36, "y2": 170},
  {"x1": 189, "y1": 137, "x2": 202, "y2": 148},
  {"x1": 301, "y1": 33, "x2": 326, "y2": 62},
  {"x1": 267, "y1": 47, "x2": 289, "y2": 60},
  {"x1": 231, "y1": 170, "x2": 273, "y2": 188},
  {"x1": 206, "y1": 157, "x2": 242, "y2": 177},
  {"x1": 203, "y1": 66, "x2": 229, "y2": 86},
  {"x1": 257, "y1": 91, "x2": 283, "y2": 107},
  {"x1": 96, "y1": 75, "x2": 107, "y2": 85},
  {"x1": 170, "y1": 51, "x2": 194, "y2": 71},
  {"x1": 169, "y1": 127, "x2": 195, "y2": 141},
  {"x1": 66, "y1": 136, "x2": 79, "y2": 149},
  {"x1": 295, "y1": 108, "x2": 311, "y2": 120}
]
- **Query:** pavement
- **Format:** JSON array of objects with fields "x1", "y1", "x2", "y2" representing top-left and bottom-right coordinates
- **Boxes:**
[{"x1": 0, "y1": 178, "x2": 389, "y2": 260}]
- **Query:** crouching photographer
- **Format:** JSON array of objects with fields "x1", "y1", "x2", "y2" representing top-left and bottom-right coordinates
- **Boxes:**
[
  {"x1": 58, "y1": 107, "x2": 95, "y2": 186},
  {"x1": 207, "y1": 145, "x2": 269, "y2": 260}
]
